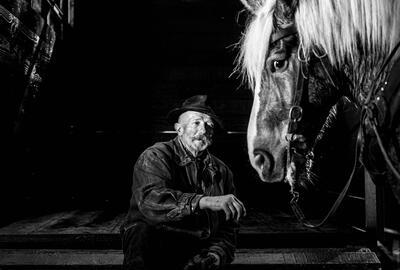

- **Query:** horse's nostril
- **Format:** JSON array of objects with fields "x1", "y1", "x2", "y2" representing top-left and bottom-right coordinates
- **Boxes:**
[{"x1": 253, "y1": 149, "x2": 274, "y2": 174}]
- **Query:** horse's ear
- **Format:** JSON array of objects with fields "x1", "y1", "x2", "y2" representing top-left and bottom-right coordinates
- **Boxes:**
[
  {"x1": 239, "y1": 0, "x2": 264, "y2": 14},
  {"x1": 277, "y1": 0, "x2": 298, "y2": 11},
  {"x1": 240, "y1": 0, "x2": 298, "y2": 14}
]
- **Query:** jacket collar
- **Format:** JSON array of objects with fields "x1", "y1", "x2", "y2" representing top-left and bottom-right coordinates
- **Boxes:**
[{"x1": 172, "y1": 137, "x2": 216, "y2": 170}]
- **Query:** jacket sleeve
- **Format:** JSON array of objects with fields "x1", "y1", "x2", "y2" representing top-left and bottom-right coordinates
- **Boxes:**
[
  {"x1": 132, "y1": 147, "x2": 203, "y2": 223},
  {"x1": 207, "y1": 168, "x2": 238, "y2": 266}
]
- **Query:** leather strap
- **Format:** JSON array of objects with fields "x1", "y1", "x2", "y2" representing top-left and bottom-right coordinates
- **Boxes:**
[{"x1": 271, "y1": 25, "x2": 297, "y2": 45}]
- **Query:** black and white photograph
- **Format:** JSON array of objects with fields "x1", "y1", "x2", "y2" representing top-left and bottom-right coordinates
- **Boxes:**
[{"x1": 1, "y1": 0, "x2": 400, "y2": 269}]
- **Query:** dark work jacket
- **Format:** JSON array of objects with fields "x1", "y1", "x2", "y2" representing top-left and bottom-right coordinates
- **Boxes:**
[{"x1": 122, "y1": 136, "x2": 237, "y2": 265}]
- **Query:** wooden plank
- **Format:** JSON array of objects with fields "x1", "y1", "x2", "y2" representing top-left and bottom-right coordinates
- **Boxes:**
[
  {"x1": 0, "y1": 231, "x2": 366, "y2": 250},
  {"x1": 0, "y1": 234, "x2": 120, "y2": 249},
  {"x1": 0, "y1": 211, "x2": 80, "y2": 234},
  {"x1": 0, "y1": 212, "x2": 126, "y2": 235},
  {"x1": 0, "y1": 248, "x2": 380, "y2": 268},
  {"x1": 0, "y1": 249, "x2": 122, "y2": 266},
  {"x1": 234, "y1": 248, "x2": 380, "y2": 265}
]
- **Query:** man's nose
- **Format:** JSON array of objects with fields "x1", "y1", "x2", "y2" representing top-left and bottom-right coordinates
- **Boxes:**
[{"x1": 198, "y1": 122, "x2": 206, "y2": 133}]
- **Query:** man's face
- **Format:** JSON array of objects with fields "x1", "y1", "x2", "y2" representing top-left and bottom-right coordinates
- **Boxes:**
[{"x1": 175, "y1": 111, "x2": 215, "y2": 155}]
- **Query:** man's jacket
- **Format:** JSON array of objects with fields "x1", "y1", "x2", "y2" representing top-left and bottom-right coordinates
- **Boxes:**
[{"x1": 122, "y1": 136, "x2": 237, "y2": 265}]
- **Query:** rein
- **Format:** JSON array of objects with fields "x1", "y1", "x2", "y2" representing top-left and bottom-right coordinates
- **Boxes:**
[{"x1": 361, "y1": 40, "x2": 400, "y2": 180}]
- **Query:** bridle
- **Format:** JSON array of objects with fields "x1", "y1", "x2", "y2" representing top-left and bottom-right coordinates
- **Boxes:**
[
  {"x1": 270, "y1": 25, "x2": 344, "y2": 228},
  {"x1": 270, "y1": 25, "x2": 400, "y2": 228}
]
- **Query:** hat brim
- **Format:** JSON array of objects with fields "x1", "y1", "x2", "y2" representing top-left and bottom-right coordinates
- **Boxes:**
[{"x1": 167, "y1": 107, "x2": 225, "y2": 132}]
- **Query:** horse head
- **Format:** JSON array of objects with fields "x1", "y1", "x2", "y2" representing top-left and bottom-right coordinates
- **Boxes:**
[{"x1": 238, "y1": 0, "x2": 344, "y2": 189}]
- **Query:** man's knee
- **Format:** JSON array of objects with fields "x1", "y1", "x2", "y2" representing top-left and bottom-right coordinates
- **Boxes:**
[
  {"x1": 121, "y1": 222, "x2": 155, "y2": 270},
  {"x1": 122, "y1": 222, "x2": 205, "y2": 269}
]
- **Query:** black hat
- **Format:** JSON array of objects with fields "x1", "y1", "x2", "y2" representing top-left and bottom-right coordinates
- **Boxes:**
[{"x1": 167, "y1": 95, "x2": 224, "y2": 131}]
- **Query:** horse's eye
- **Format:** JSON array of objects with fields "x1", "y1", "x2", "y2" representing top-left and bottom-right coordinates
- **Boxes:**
[{"x1": 271, "y1": 60, "x2": 287, "y2": 72}]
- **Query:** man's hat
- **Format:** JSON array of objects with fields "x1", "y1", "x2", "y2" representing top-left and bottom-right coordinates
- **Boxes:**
[{"x1": 167, "y1": 95, "x2": 224, "y2": 131}]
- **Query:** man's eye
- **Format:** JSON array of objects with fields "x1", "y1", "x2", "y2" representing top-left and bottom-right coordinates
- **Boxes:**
[{"x1": 271, "y1": 59, "x2": 288, "y2": 72}]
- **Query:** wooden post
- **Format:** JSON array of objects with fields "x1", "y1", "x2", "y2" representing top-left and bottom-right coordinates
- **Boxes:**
[
  {"x1": 364, "y1": 168, "x2": 384, "y2": 247},
  {"x1": 67, "y1": 0, "x2": 74, "y2": 27}
]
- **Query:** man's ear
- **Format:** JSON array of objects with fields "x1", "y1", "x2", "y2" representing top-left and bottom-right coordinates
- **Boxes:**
[{"x1": 174, "y1": 123, "x2": 182, "y2": 134}]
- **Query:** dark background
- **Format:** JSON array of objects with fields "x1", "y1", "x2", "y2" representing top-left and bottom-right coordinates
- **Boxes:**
[
  {"x1": 3, "y1": 0, "x2": 399, "y2": 232},
  {"x1": 3, "y1": 0, "x2": 290, "y2": 224}
]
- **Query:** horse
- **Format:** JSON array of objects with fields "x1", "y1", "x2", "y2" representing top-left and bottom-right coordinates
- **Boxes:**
[{"x1": 236, "y1": 0, "x2": 400, "y2": 212}]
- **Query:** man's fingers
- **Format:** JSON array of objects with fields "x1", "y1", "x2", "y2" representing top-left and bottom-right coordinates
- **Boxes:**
[
  {"x1": 205, "y1": 195, "x2": 247, "y2": 220},
  {"x1": 234, "y1": 197, "x2": 247, "y2": 216},
  {"x1": 223, "y1": 207, "x2": 231, "y2": 221},
  {"x1": 183, "y1": 259, "x2": 195, "y2": 270},
  {"x1": 232, "y1": 201, "x2": 243, "y2": 221},
  {"x1": 201, "y1": 256, "x2": 215, "y2": 268},
  {"x1": 227, "y1": 204, "x2": 237, "y2": 220}
]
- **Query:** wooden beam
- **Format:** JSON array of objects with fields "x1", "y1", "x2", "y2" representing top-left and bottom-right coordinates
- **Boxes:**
[
  {"x1": 0, "y1": 248, "x2": 381, "y2": 268},
  {"x1": 67, "y1": 0, "x2": 74, "y2": 27},
  {"x1": 364, "y1": 169, "x2": 385, "y2": 247}
]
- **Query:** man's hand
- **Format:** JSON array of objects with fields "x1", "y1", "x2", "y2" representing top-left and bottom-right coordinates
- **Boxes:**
[
  {"x1": 199, "y1": 194, "x2": 246, "y2": 221},
  {"x1": 183, "y1": 250, "x2": 219, "y2": 270}
]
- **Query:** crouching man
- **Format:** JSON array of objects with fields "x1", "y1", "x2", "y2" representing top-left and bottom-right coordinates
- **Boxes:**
[{"x1": 121, "y1": 95, "x2": 246, "y2": 270}]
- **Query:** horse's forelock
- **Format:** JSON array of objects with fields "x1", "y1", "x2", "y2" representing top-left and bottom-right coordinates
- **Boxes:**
[
  {"x1": 240, "y1": 0, "x2": 265, "y2": 14},
  {"x1": 237, "y1": 0, "x2": 299, "y2": 94},
  {"x1": 274, "y1": 0, "x2": 298, "y2": 28},
  {"x1": 238, "y1": 0, "x2": 276, "y2": 92}
]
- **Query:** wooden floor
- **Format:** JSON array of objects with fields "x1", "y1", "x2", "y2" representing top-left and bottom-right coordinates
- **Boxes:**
[
  {"x1": 0, "y1": 208, "x2": 381, "y2": 269},
  {"x1": 0, "y1": 210, "x2": 125, "y2": 235},
  {"x1": 0, "y1": 207, "x2": 366, "y2": 248}
]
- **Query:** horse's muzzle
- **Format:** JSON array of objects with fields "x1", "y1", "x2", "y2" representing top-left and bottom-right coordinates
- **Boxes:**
[
  {"x1": 253, "y1": 148, "x2": 273, "y2": 175},
  {"x1": 252, "y1": 148, "x2": 285, "y2": 182}
]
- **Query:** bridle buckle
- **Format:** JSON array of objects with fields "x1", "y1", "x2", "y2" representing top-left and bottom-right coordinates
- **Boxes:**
[{"x1": 289, "y1": 105, "x2": 303, "y2": 122}]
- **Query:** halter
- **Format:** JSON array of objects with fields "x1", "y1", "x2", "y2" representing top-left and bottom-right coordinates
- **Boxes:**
[
  {"x1": 288, "y1": 49, "x2": 350, "y2": 228},
  {"x1": 270, "y1": 25, "x2": 308, "y2": 141}
]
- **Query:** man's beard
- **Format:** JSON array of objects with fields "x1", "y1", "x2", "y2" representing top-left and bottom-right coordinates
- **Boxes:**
[{"x1": 191, "y1": 135, "x2": 212, "y2": 150}]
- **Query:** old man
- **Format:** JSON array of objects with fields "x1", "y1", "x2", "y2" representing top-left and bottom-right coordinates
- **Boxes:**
[{"x1": 121, "y1": 95, "x2": 246, "y2": 270}]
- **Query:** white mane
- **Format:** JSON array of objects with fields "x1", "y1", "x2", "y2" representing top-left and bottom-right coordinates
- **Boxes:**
[{"x1": 296, "y1": 0, "x2": 400, "y2": 68}]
